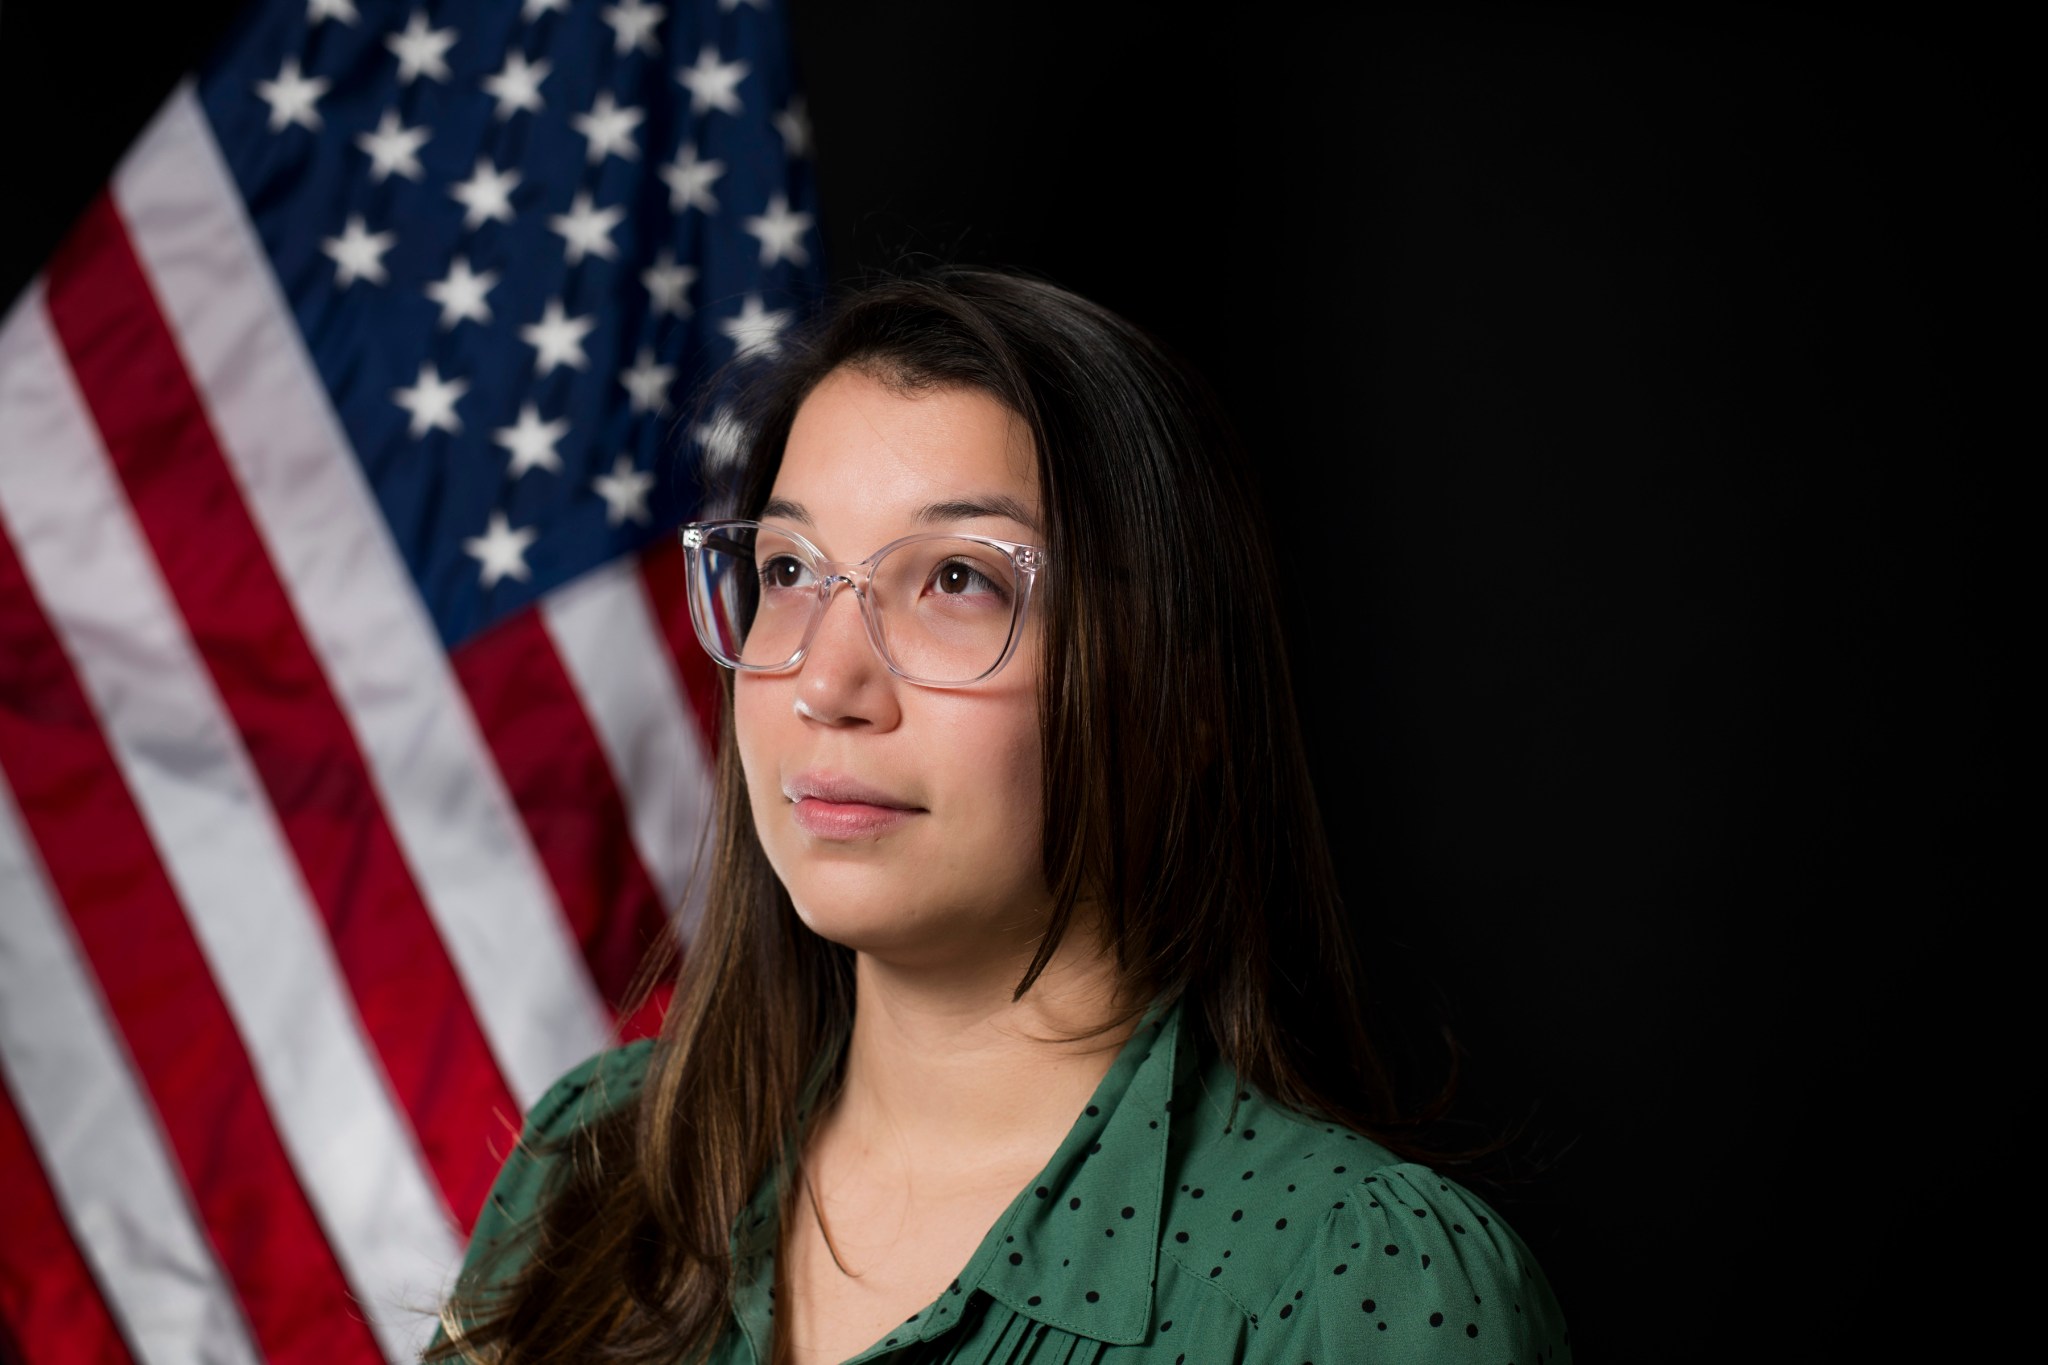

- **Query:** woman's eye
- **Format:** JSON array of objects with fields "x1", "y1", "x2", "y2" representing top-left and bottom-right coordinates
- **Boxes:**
[
  {"x1": 929, "y1": 559, "x2": 1005, "y2": 598},
  {"x1": 760, "y1": 556, "x2": 812, "y2": 589}
]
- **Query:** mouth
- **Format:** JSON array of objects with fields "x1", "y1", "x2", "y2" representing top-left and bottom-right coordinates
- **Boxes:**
[{"x1": 783, "y1": 774, "x2": 923, "y2": 840}]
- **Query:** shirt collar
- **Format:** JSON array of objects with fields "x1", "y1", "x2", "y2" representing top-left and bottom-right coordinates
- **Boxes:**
[
  {"x1": 728, "y1": 997, "x2": 1192, "y2": 1357},
  {"x1": 963, "y1": 995, "x2": 1185, "y2": 1346}
]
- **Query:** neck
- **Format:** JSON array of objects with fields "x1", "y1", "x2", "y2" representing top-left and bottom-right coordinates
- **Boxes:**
[{"x1": 822, "y1": 920, "x2": 1138, "y2": 1181}]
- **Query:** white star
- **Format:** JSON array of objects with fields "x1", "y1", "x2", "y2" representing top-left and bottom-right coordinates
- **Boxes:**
[
  {"x1": 255, "y1": 56, "x2": 330, "y2": 132},
  {"x1": 641, "y1": 249, "x2": 697, "y2": 317},
  {"x1": 386, "y1": 11, "x2": 458, "y2": 85},
  {"x1": 593, "y1": 455, "x2": 656, "y2": 526},
  {"x1": 391, "y1": 361, "x2": 467, "y2": 437},
  {"x1": 619, "y1": 347, "x2": 676, "y2": 415},
  {"x1": 773, "y1": 98, "x2": 811, "y2": 157},
  {"x1": 719, "y1": 294, "x2": 790, "y2": 360},
  {"x1": 483, "y1": 51, "x2": 549, "y2": 120},
  {"x1": 659, "y1": 142, "x2": 725, "y2": 214},
  {"x1": 308, "y1": 0, "x2": 359, "y2": 24},
  {"x1": 548, "y1": 190, "x2": 624, "y2": 265},
  {"x1": 520, "y1": 298, "x2": 597, "y2": 376},
  {"x1": 355, "y1": 109, "x2": 430, "y2": 182},
  {"x1": 321, "y1": 214, "x2": 395, "y2": 287},
  {"x1": 742, "y1": 192, "x2": 813, "y2": 267},
  {"x1": 522, "y1": 0, "x2": 569, "y2": 17},
  {"x1": 424, "y1": 256, "x2": 498, "y2": 329},
  {"x1": 450, "y1": 157, "x2": 520, "y2": 227},
  {"x1": 463, "y1": 511, "x2": 538, "y2": 588},
  {"x1": 602, "y1": 0, "x2": 664, "y2": 55},
  {"x1": 676, "y1": 46, "x2": 748, "y2": 116},
  {"x1": 571, "y1": 90, "x2": 644, "y2": 164},
  {"x1": 493, "y1": 402, "x2": 571, "y2": 477},
  {"x1": 693, "y1": 406, "x2": 747, "y2": 472}
]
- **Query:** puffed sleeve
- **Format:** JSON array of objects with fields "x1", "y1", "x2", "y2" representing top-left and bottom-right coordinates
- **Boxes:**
[{"x1": 1254, "y1": 1163, "x2": 1571, "y2": 1362}]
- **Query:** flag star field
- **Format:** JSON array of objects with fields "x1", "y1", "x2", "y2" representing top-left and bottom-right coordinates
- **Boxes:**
[{"x1": 217, "y1": 0, "x2": 819, "y2": 649}]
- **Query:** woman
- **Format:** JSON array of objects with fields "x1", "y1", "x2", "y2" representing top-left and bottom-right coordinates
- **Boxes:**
[{"x1": 431, "y1": 269, "x2": 1570, "y2": 1363}]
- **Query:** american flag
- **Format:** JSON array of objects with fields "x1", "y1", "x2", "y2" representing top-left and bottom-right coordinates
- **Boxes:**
[{"x1": 0, "y1": 0, "x2": 820, "y2": 1359}]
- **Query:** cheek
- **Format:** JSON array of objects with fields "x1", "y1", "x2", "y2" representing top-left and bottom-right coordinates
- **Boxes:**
[
  {"x1": 940, "y1": 639, "x2": 1042, "y2": 826},
  {"x1": 928, "y1": 691, "x2": 1044, "y2": 856},
  {"x1": 733, "y1": 678, "x2": 785, "y2": 826}
]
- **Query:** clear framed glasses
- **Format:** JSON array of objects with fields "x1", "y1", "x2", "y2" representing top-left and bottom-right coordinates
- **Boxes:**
[{"x1": 680, "y1": 519, "x2": 1046, "y2": 687}]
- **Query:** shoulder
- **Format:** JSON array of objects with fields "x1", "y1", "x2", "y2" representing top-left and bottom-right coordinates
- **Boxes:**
[
  {"x1": 519, "y1": 1038, "x2": 656, "y2": 1150},
  {"x1": 1155, "y1": 1064, "x2": 1570, "y2": 1361},
  {"x1": 460, "y1": 1040, "x2": 656, "y2": 1275}
]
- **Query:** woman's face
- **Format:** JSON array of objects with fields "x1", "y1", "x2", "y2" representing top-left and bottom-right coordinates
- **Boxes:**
[{"x1": 735, "y1": 366, "x2": 1049, "y2": 968}]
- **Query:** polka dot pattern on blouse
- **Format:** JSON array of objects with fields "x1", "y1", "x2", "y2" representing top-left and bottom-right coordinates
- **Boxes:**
[{"x1": 452, "y1": 999, "x2": 1571, "y2": 1364}]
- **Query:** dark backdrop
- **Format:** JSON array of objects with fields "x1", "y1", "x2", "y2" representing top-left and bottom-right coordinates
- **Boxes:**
[{"x1": 1, "y1": 2, "x2": 2023, "y2": 1358}]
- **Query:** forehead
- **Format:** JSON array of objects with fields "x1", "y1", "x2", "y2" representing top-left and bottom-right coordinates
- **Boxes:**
[{"x1": 770, "y1": 368, "x2": 1038, "y2": 540}]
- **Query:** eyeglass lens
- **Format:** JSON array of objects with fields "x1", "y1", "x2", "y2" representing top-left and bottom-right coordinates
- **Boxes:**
[{"x1": 693, "y1": 525, "x2": 1023, "y2": 683}]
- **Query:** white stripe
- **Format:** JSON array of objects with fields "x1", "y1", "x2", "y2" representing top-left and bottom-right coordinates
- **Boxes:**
[
  {"x1": 0, "y1": 770, "x2": 263, "y2": 1365},
  {"x1": 542, "y1": 560, "x2": 715, "y2": 931},
  {"x1": 113, "y1": 86, "x2": 610, "y2": 1103},
  {"x1": 0, "y1": 293, "x2": 454, "y2": 1362}
]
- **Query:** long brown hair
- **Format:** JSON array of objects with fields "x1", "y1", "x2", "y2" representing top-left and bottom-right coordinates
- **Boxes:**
[{"x1": 430, "y1": 267, "x2": 1414, "y2": 1363}]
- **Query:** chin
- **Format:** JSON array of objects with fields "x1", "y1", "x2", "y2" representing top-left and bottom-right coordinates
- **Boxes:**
[
  {"x1": 790, "y1": 897, "x2": 963, "y2": 966},
  {"x1": 783, "y1": 870, "x2": 1046, "y2": 971}
]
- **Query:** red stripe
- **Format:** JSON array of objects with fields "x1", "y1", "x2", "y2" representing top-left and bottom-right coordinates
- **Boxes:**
[
  {"x1": 0, "y1": 1065, "x2": 139, "y2": 1365},
  {"x1": 452, "y1": 609, "x2": 672, "y2": 1014},
  {"x1": 616, "y1": 978, "x2": 675, "y2": 1044},
  {"x1": 0, "y1": 511, "x2": 383, "y2": 1363},
  {"x1": 44, "y1": 194, "x2": 514, "y2": 1231},
  {"x1": 638, "y1": 536, "x2": 724, "y2": 756}
]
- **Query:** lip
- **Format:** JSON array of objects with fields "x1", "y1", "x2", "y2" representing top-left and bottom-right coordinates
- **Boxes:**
[{"x1": 784, "y1": 772, "x2": 923, "y2": 840}]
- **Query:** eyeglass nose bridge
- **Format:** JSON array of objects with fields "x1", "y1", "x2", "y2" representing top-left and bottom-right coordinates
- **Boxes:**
[{"x1": 788, "y1": 557, "x2": 886, "y2": 667}]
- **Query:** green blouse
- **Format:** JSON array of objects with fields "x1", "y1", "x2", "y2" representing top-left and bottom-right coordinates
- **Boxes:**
[{"x1": 451, "y1": 1001, "x2": 1571, "y2": 1363}]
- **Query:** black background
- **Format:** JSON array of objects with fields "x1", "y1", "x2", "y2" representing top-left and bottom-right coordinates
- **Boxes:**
[{"x1": 1, "y1": 2, "x2": 2025, "y2": 1358}]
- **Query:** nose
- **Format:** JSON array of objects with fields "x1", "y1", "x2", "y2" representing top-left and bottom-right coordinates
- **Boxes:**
[{"x1": 791, "y1": 574, "x2": 898, "y2": 728}]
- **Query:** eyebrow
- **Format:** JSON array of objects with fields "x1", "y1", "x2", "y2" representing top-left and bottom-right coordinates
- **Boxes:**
[
  {"x1": 917, "y1": 495, "x2": 1039, "y2": 532},
  {"x1": 759, "y1": 494, "x2": 1040, "y2": 533}
]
